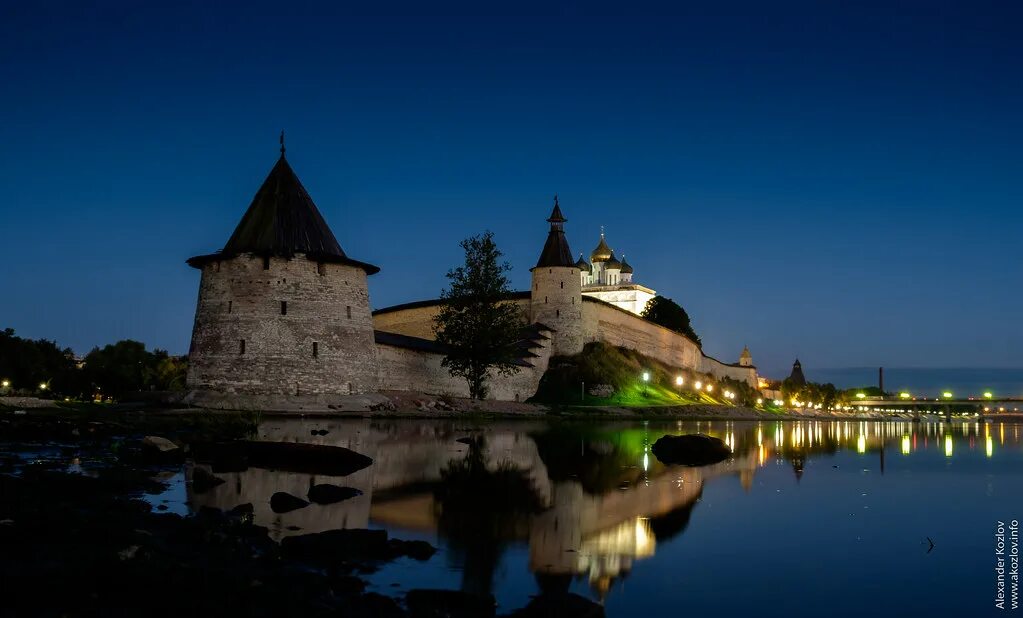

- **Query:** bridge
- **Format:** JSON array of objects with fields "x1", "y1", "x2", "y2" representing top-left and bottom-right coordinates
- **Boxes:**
[{"x1": 847, "y1": 396, "x2": 1022, "y2": 417}]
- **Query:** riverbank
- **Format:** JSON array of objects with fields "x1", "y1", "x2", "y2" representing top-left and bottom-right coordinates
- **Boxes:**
[{"x1": 4, "y1": 393, "x2": 1012, "y2": 423}]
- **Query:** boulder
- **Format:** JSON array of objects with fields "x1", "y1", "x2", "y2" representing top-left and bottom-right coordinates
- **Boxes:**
[
  {"x1": 270, "y1": 492, "x2": 309, "y2": 513},
  {"x1": 587, "y1": 383, "x2": 615, "y2": 398},
  {"x1": 406, "y1": 589, "x2": 496, "y2": 618},
  {"x1": 190, "y1": 466, "x2": 225, "y2": 494},
  {"x1": 142, "y1": 435, "x2": 179, "y2": 452},
  {"x1": 240, "y1": 441, "x2": 372, "y2": 476},
  {"x1": 307, "y1": 484, "x2": 362, "y2": 505},
  {"x1": 651, "y1": 433, "x2": 731, "y2": 467}
]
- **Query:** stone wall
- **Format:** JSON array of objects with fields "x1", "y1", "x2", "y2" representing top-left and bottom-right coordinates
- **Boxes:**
[
  {"x1": 581, "y1": 284, "x2": 656, "y2": 316},
  {"x1": 581, "y1": 297, "x2": 757, "y2": 387},
  {"x1": 372, "y1": 302, "x2": 444, "y2": 339},
  {"x1": 186, "y1": 253, "x2": 379, "y2": 395},
  {"x1": 376, "y1": 333, "x2": 551, "y2": 402}
]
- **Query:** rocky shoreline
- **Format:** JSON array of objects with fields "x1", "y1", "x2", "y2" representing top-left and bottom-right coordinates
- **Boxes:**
[{"x1": 0, "y1": 410, "x2": 605, "y2": 617}]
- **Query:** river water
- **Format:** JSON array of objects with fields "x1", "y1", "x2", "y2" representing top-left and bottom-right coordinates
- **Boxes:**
[{"x1": 166, "y1": 418, "x2": 1023, "y2": 616}]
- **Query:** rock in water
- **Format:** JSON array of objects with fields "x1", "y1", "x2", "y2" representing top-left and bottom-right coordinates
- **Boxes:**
[
  {"x1": 239, "y1": 441, "x2": 372, "y2": 476},
  {"x1": 307, "y1": 484, "x2": 362, "y2": 505},
  {"x1": 651, "y1": 434, "x2": 731, "y2": 467},
  {"x1": 191, "y1": 466, "x2": 225, "y2": 493},
  {"x1": 270, "y1": 491, "x2": 309, "y2": 513},
  {"x1": 142, "y1": 435, "x2": 179, "y2": 452}
]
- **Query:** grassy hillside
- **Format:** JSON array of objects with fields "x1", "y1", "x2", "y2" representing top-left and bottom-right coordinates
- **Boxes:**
[{"x1": 531, "y1": 341, "x2": 761, "y2": 407}]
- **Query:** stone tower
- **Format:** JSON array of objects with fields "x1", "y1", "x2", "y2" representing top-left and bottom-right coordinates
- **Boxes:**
[
  {"x1": 788, "y1": 359, "x2": 807, "y2": 386},
  {"x1": 185, "y1": 141, "x2": 380, "y2": 396},
  {"x1": 530, "y1": 197, "x2": 584, "y2": 356},
  {"x1": 739, "y1": 346, "x2": 753, "y2": 367}
]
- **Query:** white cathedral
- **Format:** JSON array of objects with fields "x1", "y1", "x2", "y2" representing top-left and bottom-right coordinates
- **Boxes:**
[{"x1": 575, "y1": 229, "x2": 657, "y2": 316}]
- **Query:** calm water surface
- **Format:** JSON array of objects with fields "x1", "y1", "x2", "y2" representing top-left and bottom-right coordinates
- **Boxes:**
[{"x1": 172, "y1": 418, "x2": 1023, "y2": 616}]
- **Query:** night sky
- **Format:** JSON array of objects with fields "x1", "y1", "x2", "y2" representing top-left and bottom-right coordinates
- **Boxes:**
[{"x1": 1, "y1": 1, "x2": 1020, "y2": 379}]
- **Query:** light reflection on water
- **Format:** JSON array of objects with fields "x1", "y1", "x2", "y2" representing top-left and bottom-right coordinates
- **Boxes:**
[{"x1": 178, "y1": 418, "x2": 1023, "y2": 616}]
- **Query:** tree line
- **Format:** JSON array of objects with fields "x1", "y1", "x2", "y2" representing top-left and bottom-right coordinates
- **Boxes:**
[{"x1": 0, "y1": 329, "x2": 187, "y2": 399}]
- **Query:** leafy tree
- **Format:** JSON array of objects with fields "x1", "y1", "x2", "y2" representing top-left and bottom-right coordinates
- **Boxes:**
[
  {"x1": 0, "y1": 328, "x2": 83, "y2": 396},
  {"x1": 434, "y1": 231, "x2": 525, "y2": 400},
  {"x1": 641, "y1": 296, "x2": 701, "y2": 347},
  {"x1": 83, "y1": 340, "x2": 168, "y2": 396}
]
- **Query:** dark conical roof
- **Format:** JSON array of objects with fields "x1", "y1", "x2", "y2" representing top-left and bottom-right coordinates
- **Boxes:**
[
  {"x1": 575, "y1": 253, "x2": 590, "y2": 271},
  {"x1": 620, "y1": 255, "x2": 633, "y2": 274},
  {"x1": 788, "y1": 359, "x2": 806, "y2": 386},
  {"x1": 533, "y1": 198, "x2": 575, "y2": 269},
  {"x1": 188, "y1": 152, "x2": 379, "y2": 274},
  {"x1": 605, "y1": 251, "x2": 622, "y2": 269}
]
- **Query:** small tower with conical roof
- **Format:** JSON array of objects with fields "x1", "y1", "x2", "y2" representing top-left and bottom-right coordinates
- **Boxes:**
[
  {"x1": 531, "y1": 196, "x2": 584, "y2": 356},
  {"x1": 185, "y1": 137, "x2": 380, "y2": 396},
  {"x1": 739, "y1": 346, "x2": 753, "y2": 367},
  {"x1": 788, "y1": 359, "x2": 807, "y2": 386}
]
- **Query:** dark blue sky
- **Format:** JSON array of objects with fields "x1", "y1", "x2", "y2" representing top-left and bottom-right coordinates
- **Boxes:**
[{"x1": 1, "y1": 1, "x2": 1020, "y2": 378}]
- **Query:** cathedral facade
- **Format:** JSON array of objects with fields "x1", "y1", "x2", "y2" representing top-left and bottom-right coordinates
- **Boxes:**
[{"x1": 573, "y1": 227, "x2": 657, "y2": 316}]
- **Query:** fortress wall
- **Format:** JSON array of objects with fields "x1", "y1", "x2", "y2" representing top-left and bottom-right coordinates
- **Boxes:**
[
  {"x1": 373, "y1": 298, "x2": 531, "y2": 341},
  {"x1": 372, "y1": 304, "x2": 443, "y2": 339},
  {"x1": 582, "y1": 299, "x2": 758, "y2": 387},
  {"x1": 582, "y1": 300, "x2": 703, "y2": 369},
  {"x1": 376, "y1": 329, "x2": 551, "y2": 402},
  {"x1": 186, "y1": 254, "x2": 379, "y2": 395},
  {"x1": 699, "y1": 356, "x2": 758, "y2": 386}
]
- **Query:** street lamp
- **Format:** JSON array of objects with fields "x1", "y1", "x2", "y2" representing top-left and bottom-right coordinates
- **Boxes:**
[
  {"x1": 942, "y1": 391, "x2": 953, "y2": 399},
  {"x1": 856, "y1": 392, "x2": 866, "y2": 399},
  {"x1": 1, "y1": 380, "x2": 9, "y2": 389},
  {"x1": 642, "y1": 371, "x2": 650, "y2": 396},
  {"x1": 899, "y1": 392, "x2": 911, "y2": 399},
  {"x1": 39, "y1": 382, "x2": 48, "y2": 391},
  {"x1": 984, "y1": 392, "x2": 993, "y2": 399}
]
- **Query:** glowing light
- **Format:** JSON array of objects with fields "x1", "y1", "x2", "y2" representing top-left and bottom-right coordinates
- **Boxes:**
[
  {"x1": 986, "y1": 434, "x2": 993, "y2": 458},
  {"x1": 694, "y1": 381, "x2": 702, "y2": 389},
  {"x1": 706, "y1": 384, "x2": 713, "y2": 392},
  {"x1": 39, "y1": 383, "x2": 48, "y2": 390},
  {"x1": 984, "y1": 392, "x2": 993, "y2": 399},
  {"x1": 857, "y1": 434, "x2": 866, "y2": 453},
  {"x1": 642, "y1": 372, "x2": 650, "y2": 382},
  {"x1": 756, "y1": 398, "x2": 763, "y2": 405},
  {"x1": 0, "y1": 380, "x2": 8, "y2": 388},
  {"x1": 942, "y1": 392, "x2": 953, "y2": 399},
  {"x1": 944, "y1": 434, "x2": 953, "y2": 457},
  {"x1": 901, "y1": 435, "x2": 910, "y2": 455},
  {"x1": 856, "y1": 392, "x2": 866, "y2": 399},
  {"x1": 899, "y1": 392, "x2": 910, "y2": 399},
  {"x1": 774, "y1": 399, "x2": 783, "y2": 406},
  {"x1": 675, "y1": 376, "x2": 684, "y2": 386}
]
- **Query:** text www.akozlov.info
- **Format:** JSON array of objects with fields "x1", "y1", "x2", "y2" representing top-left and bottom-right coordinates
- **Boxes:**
[{"x1": 997, "y1": 520, "x2": 1020, "y2": 610}]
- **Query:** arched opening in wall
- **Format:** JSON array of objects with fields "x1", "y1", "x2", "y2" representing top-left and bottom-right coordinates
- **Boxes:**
[
  {"x1": 348, "y1": 382, "x2": 353, "y2": 394},
  {"x1": 228, "y1": 300, "x2": 232, "y2": 313},
  {"x1": 560, "y1": 281, "x2": 563, "y2": 289},
  {"x1": 239, "y1": 339, "x2": 246, "y2": 355},
  {"x1": 263, "y1": 256, "x2": 271, "y2": 270},
  {"x1": 312, "y1": 342, "x2": 319, "y2": 357},
  {"x1": 214, "y1": 262, "x2": 221, "y2": 272},
  {"x1": 317, "y1": 263, "x2": 327, "y2": 276},
  {"x1": 280, "y1": 301, "x2": 287, "y2": 315},
  {"x1": 346, "y1": 306, "x2": 352, "y2": 319},
  {"x1": 556, "y1": 309, "x2": 560, "y2": 317},
  {"x1": 545, "y1": 296, "x2": 548, "y2": 303},
  {"x1": 571, "y1": 297, "x2": 574, "y2": 304}
]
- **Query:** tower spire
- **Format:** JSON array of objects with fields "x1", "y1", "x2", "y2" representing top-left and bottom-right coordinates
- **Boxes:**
[{"x1": 279, "y1": 130, "x2": 286, "y2": 157}]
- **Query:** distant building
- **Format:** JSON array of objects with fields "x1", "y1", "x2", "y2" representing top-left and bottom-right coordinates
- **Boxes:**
[{"x1": 739, "y1": 346, "x2": 753, "y2": 367}]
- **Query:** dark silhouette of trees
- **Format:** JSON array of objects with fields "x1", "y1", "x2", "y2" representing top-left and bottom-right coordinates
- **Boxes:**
[{"x1": 641, "y1": 296, "x2": 701, "y2": 347}]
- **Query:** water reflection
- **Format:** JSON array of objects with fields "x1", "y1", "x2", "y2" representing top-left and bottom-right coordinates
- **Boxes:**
[{"x1": 185, "y1": 418, "x2": 1023, "y2": 604}]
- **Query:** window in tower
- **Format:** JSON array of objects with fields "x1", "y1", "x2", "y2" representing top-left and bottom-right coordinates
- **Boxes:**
[
  {"x1": 312, "y1": 342, "x2": 319, "y2": 357},
  {"x1": 317, "y1": 263, "x2": 327, "y2": 276},
  {"x1": 263, "y1": 256, "x2": 271, "y2": 270},
  {"x1": 239, "y1": 339, "x2": 246, "y2": 355},
  {"x1": 281, "y1": 301, "x2": 287, "y2": 315},
  {"x1": 228, "y1": 300, "x2": 233, "y2": 313},
  {"x1": 346, "y1": 305, "x2": 352, "y2": 319}
]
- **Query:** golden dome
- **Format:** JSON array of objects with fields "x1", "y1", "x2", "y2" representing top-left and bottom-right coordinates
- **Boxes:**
[{"x1": 590, "y1": 233, "x2": 612, "y2": 262}]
